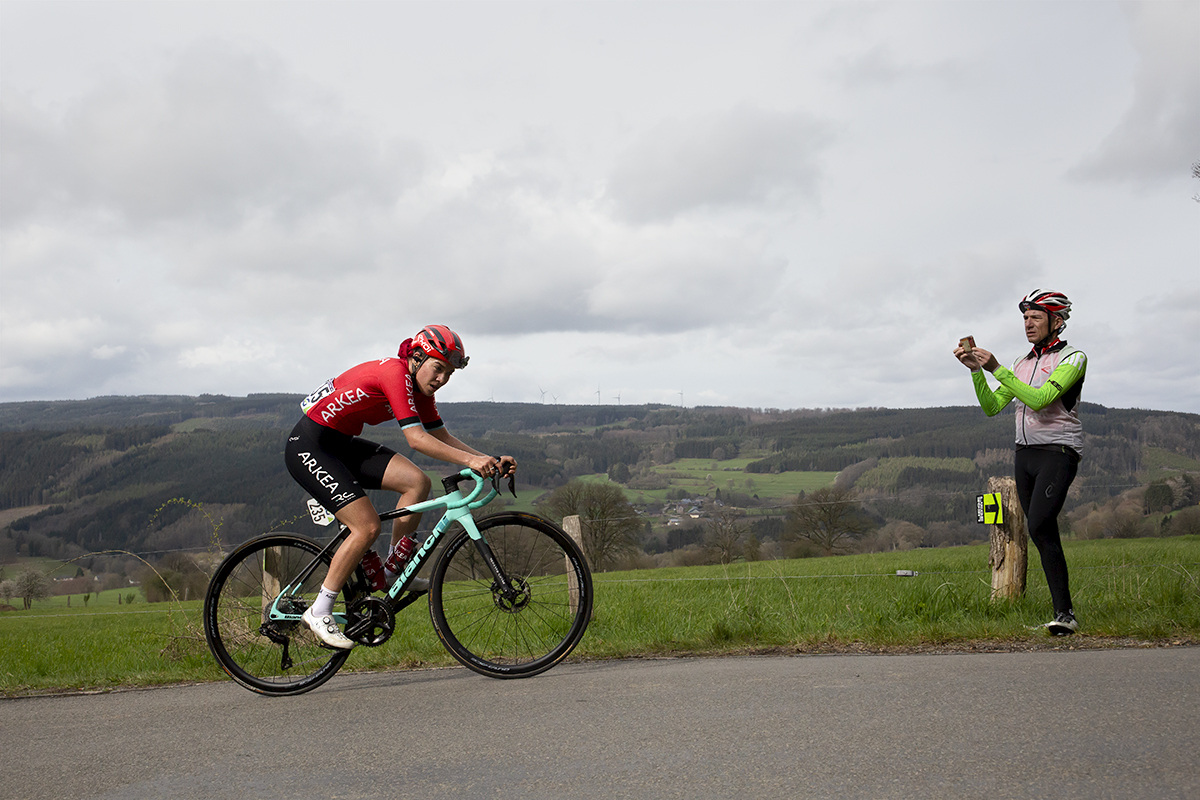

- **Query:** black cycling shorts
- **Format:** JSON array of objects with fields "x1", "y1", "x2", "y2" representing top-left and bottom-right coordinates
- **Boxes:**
[{"x1": 285, "y1": 416, "x2": 397, "y2": 513}]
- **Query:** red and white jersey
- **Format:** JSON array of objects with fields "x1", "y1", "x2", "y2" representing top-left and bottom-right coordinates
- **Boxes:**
[{"x1": 300, "y1": 340, "x2": 442, "y2": 436}]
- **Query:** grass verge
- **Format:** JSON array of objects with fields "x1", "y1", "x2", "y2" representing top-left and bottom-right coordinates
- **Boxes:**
[{"x1": 2, "y1": 536, "x2": 1197, "y2": 696}]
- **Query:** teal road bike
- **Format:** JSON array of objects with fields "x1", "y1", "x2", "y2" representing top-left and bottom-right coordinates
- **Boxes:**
[{"x1": 203, "y1": 470, "x2": 593, "y2": 696}]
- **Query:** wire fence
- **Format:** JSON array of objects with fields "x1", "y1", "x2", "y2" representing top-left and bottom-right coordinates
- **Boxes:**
[
  {"x1": 5, "y1": 561, "x2": 1196, "y2": 623},
  {"x1": 1, "y1": 476, "x2": 1190, "y2": 575},
  {"x1": 591, "y1": 562, "x2": 1200, "y2": 584}
]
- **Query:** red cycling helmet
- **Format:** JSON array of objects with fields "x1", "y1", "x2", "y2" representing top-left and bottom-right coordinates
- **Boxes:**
[
  {"x1": 1019, "y1": 289, "x2": 1072, "y2": 320},
  {"x1": 410, "y1": 325, "x2": 469, "y2": 369}
]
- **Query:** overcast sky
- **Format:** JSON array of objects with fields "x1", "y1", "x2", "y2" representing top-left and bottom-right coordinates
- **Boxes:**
[{"x1": 2, "y1": 1, "x2": 1197, "y2": 415}]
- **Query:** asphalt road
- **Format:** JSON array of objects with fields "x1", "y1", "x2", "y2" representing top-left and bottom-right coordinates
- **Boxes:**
[{"x1": 3, "y1": 648, "x2": 1197, "y2": 800}]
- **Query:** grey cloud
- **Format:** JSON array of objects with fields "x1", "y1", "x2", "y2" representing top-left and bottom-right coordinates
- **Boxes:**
[
  {"x1": 606, "y1": 106, "x2": 833, "y2": 223},
  {"x1": 311, "y1": 150, "x2": 792, "y2": 338},
  {"x1": 405, "y1": 212, "x2": 786, "y2": 337},
  {"x1": 3, "y1": 4, "x2": 1196, "y2": 413},
  {"x1": 1068, "y1": 2, "x2": 1200, "y2": 185},
  {"x1": 782, "y1": 242, "x2": 1044, "y2": 332},
  {"x1": 0, "y1": 40, "x2": 424, "y2": 229},
  {"x1": 836, "y1": 44, "x2": 964, "y2": 89},
  {"x1": 0, "y1": 88, "x2": 80, "y2": 224},
  {"x1": 838, "y1": 45, "x2": 908, "y2": 87}
]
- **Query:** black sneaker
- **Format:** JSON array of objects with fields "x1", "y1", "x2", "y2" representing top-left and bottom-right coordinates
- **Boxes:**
[{"x1": 1045, "y1": 610, "x2": 1079, "y2": 636}]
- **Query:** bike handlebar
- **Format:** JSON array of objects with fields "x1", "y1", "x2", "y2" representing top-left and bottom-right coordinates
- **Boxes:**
[
  {"x1": 440, "y1": 469, "x2": 490, "y2": 504},
  {"x1": 440, "y1": 469, "x2": 479, "y2": 497},
  {"x1": 441, "y1": 467, "x2": 517, "y2": 502}
]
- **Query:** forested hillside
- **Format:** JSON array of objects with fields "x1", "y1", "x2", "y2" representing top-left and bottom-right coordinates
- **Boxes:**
[{"x1": 2, "y1": 396, "x2": 1198, "y2": 592}]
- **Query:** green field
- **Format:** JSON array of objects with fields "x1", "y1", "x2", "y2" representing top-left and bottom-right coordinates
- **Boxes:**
[
  {"x1": 2, "y1": 536, "x2": 1197, "y2": 696},
  {"x1": 855, "y1": 457, "x2": 976, "y2": 491},
  {"x1": 655, "y1": 459, "x2": 837, "y2": 499},
  {"x1": 576, "y1": 461, "x2": 837, "y2": 506},
  {"x1": 3, "y1": 586, "x2": 143, "y2": 610},
  {"x1": 1141, "y1": 446, "x2": 1200, "y2": 480}
]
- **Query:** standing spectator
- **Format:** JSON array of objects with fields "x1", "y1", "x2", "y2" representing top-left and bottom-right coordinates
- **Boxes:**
[{"x1": 954, "y1": 290, "x2": 1086, "y2": 635}]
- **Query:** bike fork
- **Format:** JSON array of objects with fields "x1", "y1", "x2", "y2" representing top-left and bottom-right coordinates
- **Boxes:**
[{"x1": 455, "y1": 515, "x2": 520, "y2": 601}]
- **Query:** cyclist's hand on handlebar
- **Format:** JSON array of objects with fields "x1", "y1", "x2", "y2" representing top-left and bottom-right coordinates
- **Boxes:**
[
  {"x1": 466, "y1": 454, "x2": 500, "y2": 477},
  {"x1": 466, "y1": 455, "x2": 517, "y2": 479}
]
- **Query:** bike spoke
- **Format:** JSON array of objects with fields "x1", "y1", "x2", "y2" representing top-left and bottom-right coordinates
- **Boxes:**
[
  {"x1": 204, "y1": 535, "x2": 354, "y2": 695},
  {"x1": 431, "y1": 514, "x2": 592, "y2": 677}
]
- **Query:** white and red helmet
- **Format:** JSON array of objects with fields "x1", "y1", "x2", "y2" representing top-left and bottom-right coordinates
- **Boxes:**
[
  {"x1": 410, "y1": 325, "x2": 469, "y2": 369},
  {"x1": 1019, "y1": 289, "x2": 1072, "y2": 321}
]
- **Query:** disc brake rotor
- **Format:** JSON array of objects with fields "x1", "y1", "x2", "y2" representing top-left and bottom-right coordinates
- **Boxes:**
[{"x1": 492, "y1": 576, "x2": 531, "y2": 613}]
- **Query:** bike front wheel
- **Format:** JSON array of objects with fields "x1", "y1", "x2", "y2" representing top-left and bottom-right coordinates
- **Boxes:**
[
  {"x1": 204, "y1": 533, "x2": 358, "y2": 696},
  {"x1": 430, "y1": 512, "x2": 593, "y2": 678}
]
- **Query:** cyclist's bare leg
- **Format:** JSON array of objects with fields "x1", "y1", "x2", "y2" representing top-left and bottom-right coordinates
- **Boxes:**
[
  {"x1": 379, "y1": 454, "x2": 431, "y2": 551},
  {"x1": 319, "y1": 456, "x2": 429, "y2": 594},
  {"x1": 324, "y1": 497, "x2": 384, "y2": 591}
]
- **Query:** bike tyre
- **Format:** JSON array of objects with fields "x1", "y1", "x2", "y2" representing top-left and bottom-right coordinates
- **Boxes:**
[
  {"x1": 204, "y1": 533, "x2": 360, "y2": 696},
  {"x1": 429, "y1": 512, "x2": 593, "y2": 679}
]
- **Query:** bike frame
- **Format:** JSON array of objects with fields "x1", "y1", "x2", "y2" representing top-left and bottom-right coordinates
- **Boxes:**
[{"x1": 265, "y1": 469, "x2": 513, "y2": 624}]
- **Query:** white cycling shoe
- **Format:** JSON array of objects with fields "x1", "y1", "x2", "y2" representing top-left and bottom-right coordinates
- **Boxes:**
[{"x1": 302, "y1": 607, "x2": 356, "y2": 650}]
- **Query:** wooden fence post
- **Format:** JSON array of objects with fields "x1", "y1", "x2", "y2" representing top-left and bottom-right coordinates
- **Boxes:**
[
  {"x1": 263, "y1": 546, "x2": 281, "y2": 615},
  {"x1": 562, "y1": 515, "x2": 585, "y2": 616},
  {"x1": 987, "y1": 476, "x2": 1027, "y2": 602}
]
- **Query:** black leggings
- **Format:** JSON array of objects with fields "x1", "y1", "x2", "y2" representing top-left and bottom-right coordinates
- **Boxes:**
[{"x1": 1014, "y1": 446, "x2": 1079, "y2": 614}]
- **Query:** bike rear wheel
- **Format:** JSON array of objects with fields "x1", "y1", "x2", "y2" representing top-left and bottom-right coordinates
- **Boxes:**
[
  {"x1": 430, "y1": 512, "x2": 593, "y2": 678},
  {"x1": 204, "y1": 533, "x2": 361, "y2": 696}
]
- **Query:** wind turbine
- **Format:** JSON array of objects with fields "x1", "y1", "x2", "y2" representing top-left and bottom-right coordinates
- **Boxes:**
[
  {"x1": 551, "y1": 394, "x2": 558, "y2": 405},
  {"x1": 595, "y1": 385, "x2": 601, "y2": 405},
  {"x1": 538, "y1": 386, "x2": 547, "y2": 404},
  {"x1": 678, "y1": 390, "x2": 684, "y2": 408},
  {"x1": 613, "y1": 391, "x2": 621, "y2": 405}
]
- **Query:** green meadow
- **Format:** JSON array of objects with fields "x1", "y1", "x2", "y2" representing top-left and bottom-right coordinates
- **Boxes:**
[
  {"x1": 578, "y1": 460, "x2": 838, "y2": 506},
  {"x1": 2, "y1": 536, "x2": 1197, "y2": 696}
]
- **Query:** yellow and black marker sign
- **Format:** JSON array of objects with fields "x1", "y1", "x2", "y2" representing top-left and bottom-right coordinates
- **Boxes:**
[{"x1": 976, "y1": 493, "x2": 1004, "y2": 525}]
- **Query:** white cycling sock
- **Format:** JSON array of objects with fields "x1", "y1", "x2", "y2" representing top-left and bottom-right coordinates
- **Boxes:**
[{"x1": 310, "y1": 585, "x2": 339, "y2": 617}]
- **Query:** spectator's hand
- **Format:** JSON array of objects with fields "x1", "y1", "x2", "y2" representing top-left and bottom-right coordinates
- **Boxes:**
[
  {"x1": 954, "y1": 345, "x2": 999, "y2": 373},
  {"x1": 973, "y1": 347, "x2": 999, "y2": 372}
]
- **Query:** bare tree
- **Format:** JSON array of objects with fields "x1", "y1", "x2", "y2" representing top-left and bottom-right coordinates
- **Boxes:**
[
  {"x1": 783, "y1": 486, "x2": 873, "y2": 556},
  {"x1": 1163, "y1": 506, "x2": 1200, "y2": 537},
  {"x1": 14, "y1": 569, "x2": 51, "y2": 610},
  {"x1": 138, "y1": 552, "x2": 207, "y2": 603},
  {"x1": 871, "y1": 520, "x2": 926, "y2": 552},
  {"x1": 538, "y1": 480, "x2": 642, "y2": 571},
  {"x1": 743, "y1": 532, "x2": 762, "y2": 562},
  {"x1": 704, "y1": 505, "x2": 748, "y2": 564}
]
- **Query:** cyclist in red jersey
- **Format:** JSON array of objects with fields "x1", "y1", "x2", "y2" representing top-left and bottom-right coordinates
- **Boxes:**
[{"x1": 285, "y1": 325, "x2": 517, "y2": 649}]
